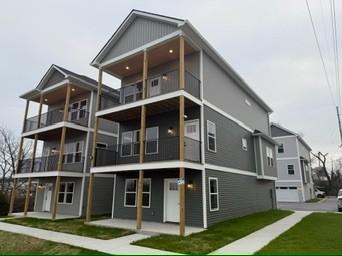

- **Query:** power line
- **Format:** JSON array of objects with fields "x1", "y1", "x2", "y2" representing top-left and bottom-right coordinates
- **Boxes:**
[{"x1": 305, "y1": 0, "x2": 336, "y2": 106}]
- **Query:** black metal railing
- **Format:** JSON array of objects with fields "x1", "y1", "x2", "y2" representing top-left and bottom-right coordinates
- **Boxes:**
[
  {"x1": 17, "y1": 154, "x2": 84, "y2": 173},
  {"x1": 95, "y1": 136, "x2": 201, "y2": 167},
  {"x1": 24, "y1": 109, "x2": 89, "y2": 132},
  {"x1": 98, "y1": 69, "x2": 200, "y2": 111}
]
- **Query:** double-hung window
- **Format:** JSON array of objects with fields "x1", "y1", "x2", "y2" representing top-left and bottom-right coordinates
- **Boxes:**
[
  {"x1": 58, "y1": 182, "x2": 74, "y2": 204},
  {"x1": 64, "y1": 141, "x2": 83, "y2": 163},
  {"x1": 266, "y1": 146, "x2": 274, "y2": 167},
  {"x1": 145, "y1": 127, "x2": 158, "y2": 154},
  {"x1": 70, "y1": 99, "x2": 87, "y2": 121},
  {"x1": 124, "y1": 178, "x2": 151, "y2": 208},
  {"x1": 278, "y1": 144, "x2": 284, "y2": 153},
  {"x1": 207, "y1": 121, "x2": 217, "y2": 152},
  {"x1": 121, "y1": 130, "x2": 140, "y2": 157},
  {"x1": 288, "y1": 164, "x2": 295, "y2": 175},
  {"x1": 209, "y1": 177, "x2": 219, "y2": 211}
]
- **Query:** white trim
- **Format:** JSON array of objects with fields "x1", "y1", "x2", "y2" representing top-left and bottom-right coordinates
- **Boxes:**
[
  {"x1": 57, "y1": 181, "x2": 75, "y2": 205},
  {"x1": 259, "y1": 136, "x2": 265, "y2": 176},
  {"x1": 201, "y1": 169, "x2": 207, "y2": 228},
  {"x1": 276, "y1": 180, "x2": 302, "y2": 183},
  {"x1": 272, "y1": 135, "x2": 297, "y2": 139},
  {"x1": 95, "y1": 90, "x2": 202, "y2": 118},
  {"x1": 205, "y1": 163, "x2": 257, "y2": 177},
  {"x1": 208, "y1": 177, "x2": 219, "y2": 212},
  {"x1": 111, "y1": 174, "x2": 116, "y2": 219},
  {"x1": 287, "y1": 164, "x2": 295, "y2": 175},
  {"x1": 206, "y1": 120, "x2": 217, "y2": 152},
  {"x1": 200, "y1": 49, "x2": 204, "y2": 100},
  {"x1": 257, "y1": 175, "x2": 277, "y2": 181},
  {"x1": 78, "y1": 177, "x2": 85, "y2": 216},
  {"x1": 295, "y1": 138, "x2": 306, "y2": 201},
  {"x1": 33, "y1": 181, "x2": 39, "y2": 211},
  {"x1": 124, "y1": 178, "x2": 137, "y2": 207},
  {"x1": 99, "y1": 31, "x2": 182, "y2": 69},
  {"x1": 203, "y1": 100, "x2": 254, "y2": 133},
  {"x1": 277, "y1": 157, "x2": 299, "y2": 161},
  {"x1": 13, "y1": 171, "x2": 84, "y2": 178},
  {"x1": 163, "y1": 178, "x2": 179, "y2": 223},
  {"x1": 91, "y1": 160, "x2": 204, "y2": 173},
  {"x1": 142, "y1": 178, "x2": 152, "y2": 209},
  {"x1": 41, "y1": 80, "x2": 70, "y2": 94}
]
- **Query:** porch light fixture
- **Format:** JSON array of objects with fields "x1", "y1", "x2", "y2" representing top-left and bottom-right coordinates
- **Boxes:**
[
  {"x1": 169, "y1": 49, "x2": 174, "y2": 54},
  {"x1": 184, "y1": 114, "x2": 188, "y2": 119},
  {"x1": 187, "y1": 181, "x2": 194, "y2": 189},
  {"x1": 125, "y1": 66, "x2": 130, "y2": 70},
  {"x1": 167, "y1": 126, "x2": 175, "y2": 135},
  {"x1": 162, "y1": 73, "x2": 168, "y2": 80},
  {"x1": 44, "y1": 98, "x2": 48, "y2": 102},
  {"x1": 71, "y1": 88, "x2": 76, "y2": 92}
]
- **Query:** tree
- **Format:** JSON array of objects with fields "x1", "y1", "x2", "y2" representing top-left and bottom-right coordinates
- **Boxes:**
[
  {"x1": 0, "y1": 126, "x2": 31, "y2": 196},
  {"x1": 311, "y1": 152, "x2": 331, "y2": 192}
]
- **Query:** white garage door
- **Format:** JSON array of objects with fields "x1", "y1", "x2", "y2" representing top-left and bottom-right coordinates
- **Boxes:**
[{"x1": 276, "y1": 186, "x2": 299, "y2": 202}]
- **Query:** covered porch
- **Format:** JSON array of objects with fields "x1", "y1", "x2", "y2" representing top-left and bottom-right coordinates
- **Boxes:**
[{"x1": 89, "y1": 217, "x2": 204, "y2": 236}]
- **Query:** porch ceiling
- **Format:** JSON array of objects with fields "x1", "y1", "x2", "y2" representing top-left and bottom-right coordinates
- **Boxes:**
[
  {"x1": 23, "y1": 126, "x2": 87, "y2": 140},
  {"x1": 104, "y1": 38, "x2": 196, "y2": 78}
]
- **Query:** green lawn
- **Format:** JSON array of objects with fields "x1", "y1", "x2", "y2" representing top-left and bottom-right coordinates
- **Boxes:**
[
  {"x1": 0, "y1": 230, "x2": 105, "y2": 255},
  {"x1": 258, "y1": 212, "x2": 342, "y2": 254},
  {"x1": 4, "y1": 217, "x2": 133, "y2": 240},
  {"x1": 133, "y1": 209, "x2": 292, "y2": 254}
]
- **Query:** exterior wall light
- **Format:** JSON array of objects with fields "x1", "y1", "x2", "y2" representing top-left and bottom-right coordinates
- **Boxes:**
[
  {"x1": 125, "y1": 66, "x2": 130, "y2": 70},
  {"x1": 187, "y1": 181, "x2": 194, "y2": 189},
  {"x1": 44, "y1": 98, "x2": 48, "y2": 102},
  {"x1": 167, "y1": 127, "x2": 175, "y2": 135},
  {"x1": 169, "y1": 49, "x2": 173, "y2": 54},
  {"x1": 162, "y1": 73, "x2": 168, "y2": 80}
]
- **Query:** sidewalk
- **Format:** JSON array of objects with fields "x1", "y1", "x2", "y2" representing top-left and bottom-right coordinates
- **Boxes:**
[
  {"x1": 212, "y1": 211, "x2": 311, "y2": 254},
  {"x1": 0, "y1": 221, "x2": 174, "y2": 254}
]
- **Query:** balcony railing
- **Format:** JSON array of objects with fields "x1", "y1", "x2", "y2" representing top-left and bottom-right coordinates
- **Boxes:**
[
  {"x1": 99, "y1": 70, "x2": 200, "y2": 111},
  {"x1": 95, "y1": 136, "x2": 201, "y2": 167},
  {"x1": 24, "y1": 109, "x2": 89, "y2": 133},
  {"x1": 17, "y1": 154, "x2": 84, "y2": 173}
]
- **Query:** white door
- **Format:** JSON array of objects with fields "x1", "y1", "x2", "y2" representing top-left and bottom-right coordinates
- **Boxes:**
[
  {"x1": 185, "y1": 120, "x2": 200, "y2": 161},
  {"x1": 42, "y1": 184, "x2": 53, "y2": 212},
  {"x1": 164, "y1": 179, "x2": 179, "y2": 223},
  {"x1": 276, "y1": 187, "x2": 299, "y2": 202},
  {"x1": 148, "y1": 78, "x2": 160, "y2": 97}
]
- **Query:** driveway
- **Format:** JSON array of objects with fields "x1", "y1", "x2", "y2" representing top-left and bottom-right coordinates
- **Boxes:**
[{"x1": 278, "y1": 197, "x2": 338, "y2": 212}]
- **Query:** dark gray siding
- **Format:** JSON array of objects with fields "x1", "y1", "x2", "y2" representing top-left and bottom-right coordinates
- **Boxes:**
[
  {"x1": 271, "y1": 125, "x2": 293, "y2": 137},
  {"x1": 102, "y1": 17, "x2": 178, "y2": 62},
  {"x1": 206, "y1": 169, "x2": 276, "y2": 226},
  {"x1": 113, "y1": 169, "x2": 203, "y2": 227},
  {"x1": 204, "y1": 106, "x2": 256, "y2": 173}
]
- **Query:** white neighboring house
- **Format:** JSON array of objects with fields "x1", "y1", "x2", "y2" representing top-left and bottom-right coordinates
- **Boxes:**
[{"x1": 271, "y1": 123, "x2": 315, "y2": 202}]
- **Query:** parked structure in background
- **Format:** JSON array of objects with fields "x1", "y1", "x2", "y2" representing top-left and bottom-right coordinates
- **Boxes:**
[
  {"x1": 9, "y1": 65, "x2": 118, "y2": 218},
  {"x1": 271, "y1": 123, "x2": 314, "y2": 202}
]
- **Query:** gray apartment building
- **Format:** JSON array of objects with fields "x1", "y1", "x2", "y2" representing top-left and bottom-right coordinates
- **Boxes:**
[
  {"x1": 271, "y1": 123, "x2": 314, "y2": 202},
  {"x1": 11, "y1": 10, "x2": 278, "y2": 235}
]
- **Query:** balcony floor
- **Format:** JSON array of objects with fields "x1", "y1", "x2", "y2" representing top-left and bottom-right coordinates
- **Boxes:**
[
  {"x1": 89, "y1": 218, "x2": 204, "y2": 236},
  {"x1": 11, "y1": 211, "x2": 79, "y2": 220}
]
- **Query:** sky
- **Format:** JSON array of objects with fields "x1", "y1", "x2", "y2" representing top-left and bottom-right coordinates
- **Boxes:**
[{"x1": 0, "y1": 0, "x2": 341, "y2": 168}]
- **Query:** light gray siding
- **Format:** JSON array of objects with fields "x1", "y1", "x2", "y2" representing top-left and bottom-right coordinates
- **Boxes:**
[
  {"x1": 274, "y1": 136, "x2": 298, "y2": 159},
  {"x1": 206, "y1": 169, "x2": 276, "y2": 226},
  {"x1": 271, "y1": 125, "x2": 293, "y2": 137},
  {"x1": 102, "y1": 17, "x2": 178, "y2": 62},
  {"x1": 204, "y1": 106, "x2": 256, "y2": 173},
  {"x1": 276, "y1": 159, "x2": 301, "y2": 180},
  {"x1": 113, "y1": 169, "x2": 203, "y2": 227},
  {"x1": 298, "y1": 140, "x2": 310, "y2": 160},
  {"x1": 44, "y1": 70, "x2": 65, "y2": 89},
  {"x1": 260, "y1": 138, "x2": 277, "y2": 177},
  {"x1": 202, "y1": 52, "x2": 269, "y2": 134}
]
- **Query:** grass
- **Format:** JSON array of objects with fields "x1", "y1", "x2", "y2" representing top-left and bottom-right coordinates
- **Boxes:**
[
  {"x1": 258, "y1": 212, "x2": 342, "y2": 254},
  {"x1": 306, "y1": 198, "x2": 322, "y2": 203},
  {"x1": 133, "y1": 209, "x2": 292, "y2": 254},
  {"x1": 0, "y1": 230, "x2": 106, "y2": 255},
  {"x1": 4, "y1": 217, "x2": 133, "y2": 240}
]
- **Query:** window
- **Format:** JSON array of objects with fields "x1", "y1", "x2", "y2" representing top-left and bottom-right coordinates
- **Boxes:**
[
  {"x1": 124, "y1": 178, "x2": 151, "y2": 208},
  {"x1": 64, "y1": 141, "x2": 83, "y2": 163},
  {"x1": 278, "y1": 144, "x2": 284, "y2": 153},
  {"x1": 207, "y1": 121, "x2": 217, "y2": 152},
  {"x1": 121, "y1": 131, "x2": 133, "y2": 157},
  {"x1": 209, "y1": 177, "x2": 219, "y2": 211},
  {"x1": 145, "y1": 127, "x2": 158, "y2": 154},
  {"x1": 70, "y1": 99, "x2": 87, "y2": 120},
  {"x1": 242, "y1": 138, "x2": 248, "y2": 151},
  {"x1": 133, "y1": 130, "x2": 140, "y2": 156},
  {"x1": 288, "y1": 164, "x2": 295, "y2": 175},
  {"x1": 58, "y1": 182, "x2": 74, "y2": 204},
  {"x1": 266, "y1": 146, "x2": 274, "y2": 167},
  {"x1": 96, "y1": 142, "x2": 108, "y2": 149}
]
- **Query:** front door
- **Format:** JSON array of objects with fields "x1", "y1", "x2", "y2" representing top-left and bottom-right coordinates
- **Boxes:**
[
  {"x1": 148, "y1": 77, "x2": 160, "y2": 97},
  {"x1": 164, "y1": 179, "x2": 179, "y2": 223},
  {"x1": 185, "y1": 119, "x2": 200, "y2": 161},
  {"x1": 42, "y1": 184, "x2": 53, "y2": 212}
]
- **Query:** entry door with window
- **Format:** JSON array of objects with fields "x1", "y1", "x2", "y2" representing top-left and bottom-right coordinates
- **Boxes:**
[
  {"x1": 185, "y1": 119, "x2": 200, "y2": 161},
  {"x1": 148, "y1": 77, "x2": 160, "y2": 97},
  {"x1": 164, "y1": 179, "x2": 179, "y2": 223},
  {"x1": 42, "y1": 183, "x2": 53, "y2": 212}
]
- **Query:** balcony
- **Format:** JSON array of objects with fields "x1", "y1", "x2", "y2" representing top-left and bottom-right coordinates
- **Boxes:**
[
  {"x1": 99, "y1": 69, "x2": 200, "y2": 111},
  {"x1": 95, "y1": 136, "x2": 201, "y2": 167},
  {"x1": 18, "y1": 154, "x2": 84, "y2": 174},
  {"x1": 24, "y1": 109, "x2": 89, "y2": 133}
]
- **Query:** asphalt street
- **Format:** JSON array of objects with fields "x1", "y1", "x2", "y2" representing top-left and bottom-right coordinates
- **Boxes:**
[{"x1": 278, "y1": 197, "x2": 339, "y2": 212}]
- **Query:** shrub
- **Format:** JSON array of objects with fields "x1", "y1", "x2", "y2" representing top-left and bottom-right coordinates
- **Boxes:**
[{"x1": 0, "y1": 193, "x2": 9, "y2": 216}]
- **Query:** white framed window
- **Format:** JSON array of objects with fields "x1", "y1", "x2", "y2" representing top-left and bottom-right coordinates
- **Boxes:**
[
  {"x1": 133, "y1": 130, "x2": 140, "y2": 156},
  {"x1": 266, "y1": 146, "x2": 274, "y2": 167},
  {"x1": 207, "y1": 120, "x2": 217, "y2": 152},
  {"x1": 58, "y1": 182, "x2": 74, "y2": 204},
  {"x1": 145, "y1": 126, "x2": 159, "y2": 154},
  {"x1": 278, "y1": 144, "x2": 284, "y2": 153},
  {"x1": 64, "y1": 141, "x2": 83, "y2": 164},
  {"x1": 123, "y1": 81, "x2": 143, "y2": 104},
  {"x1": 69, "y1": 99, "x2": 88, "y2": 120},
  {"x1": 209, "y1": 177, "x2": 219, "y2": 211},
  {"x1": 288, "y1": 164, "x2": 295, "y2": 175},
  {"x1": 124, "y1": 178, "x2": 151, "y2": 208},
  {"x1": 242, "y1": 138, "x2": 248, "y2": 151}
]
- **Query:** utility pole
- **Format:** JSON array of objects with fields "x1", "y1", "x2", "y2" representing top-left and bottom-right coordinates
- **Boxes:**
[{"x1": 336, "y1": 106, "x2": 342, "y2": 147}]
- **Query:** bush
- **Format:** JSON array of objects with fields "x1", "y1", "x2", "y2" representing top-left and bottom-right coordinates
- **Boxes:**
[{"x1": 0, "y1": 193, "x2": 9, "y2": 216}]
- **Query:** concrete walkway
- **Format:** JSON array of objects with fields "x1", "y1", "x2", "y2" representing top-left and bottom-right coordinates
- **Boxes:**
[
  {"x1": 212, "y1": 211, "x2": 311, "y2": 255},
  {"x1": 0, "y1": 221, "x2": 174, "y2": 254}
]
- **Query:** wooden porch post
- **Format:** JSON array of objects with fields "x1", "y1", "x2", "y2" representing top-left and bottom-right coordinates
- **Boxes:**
[
  {"x1": 52, "y1": 85, "x2": 71, "y2": 220},
  {"x1": 179, "y1": 36, "x2": 186, "y2": 236},
  {"x1": 85, "y1": 69, "x2": 103, "y2": 223},
  {"x1": 136, "y1": 50, "x2": 148, "y2": 230},
  {"x1": 9, "y1": 100, "x2": 30, "y2": 214}
]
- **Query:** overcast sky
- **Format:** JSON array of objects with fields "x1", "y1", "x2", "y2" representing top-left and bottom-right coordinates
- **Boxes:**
[{"x1": 1, "y1": 0, "x2": 341, "y2": 167}]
